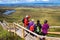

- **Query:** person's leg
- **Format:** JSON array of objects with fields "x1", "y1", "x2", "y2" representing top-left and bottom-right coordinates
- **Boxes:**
[
  {"x1": 40, "y1": 32, "x2": 46, "y2": 40},
  {"x1": 42, "y1": 37, "x2": 45, "y2": 40},
  {"x1": 24, "y1": 26, "x2": 29, "y2": 37}
]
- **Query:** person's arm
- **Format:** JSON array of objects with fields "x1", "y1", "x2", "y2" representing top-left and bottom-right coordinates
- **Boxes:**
[{"x1": 47, "y1": 24, "x2": 49, "y2": 29}]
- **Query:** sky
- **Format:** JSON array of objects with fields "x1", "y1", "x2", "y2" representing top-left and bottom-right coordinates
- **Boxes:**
[{"x1": 0, "y1": 0, "x2": 60, "y2": 4}]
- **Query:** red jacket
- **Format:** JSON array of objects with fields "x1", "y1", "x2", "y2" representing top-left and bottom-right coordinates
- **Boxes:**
[{"x1": 24, "y1": 18, "x2": 29, "y2": 27}]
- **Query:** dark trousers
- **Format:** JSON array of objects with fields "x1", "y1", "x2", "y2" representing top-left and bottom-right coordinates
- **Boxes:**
[{"x1": 40, "y1": 32, "x2": 46, "y2": 36}]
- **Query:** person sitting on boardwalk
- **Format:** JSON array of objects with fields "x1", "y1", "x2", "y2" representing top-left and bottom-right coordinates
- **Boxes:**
[
  {"x1": 41, "y1": 20, "x2": 49, "y2": 36},
  {"x1": 35, "y1": 20, "x2": 42, "y2": 35},
  {"x1": 23, "y1": 15, "x2": 30, "y2": 28}
]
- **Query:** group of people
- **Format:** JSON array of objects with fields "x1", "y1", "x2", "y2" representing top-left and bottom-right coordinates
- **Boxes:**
[{"x1": 22, "y1": 15, "x2": 49, "y2": 37}]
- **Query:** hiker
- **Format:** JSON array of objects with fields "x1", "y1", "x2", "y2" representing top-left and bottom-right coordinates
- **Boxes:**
[
  {"x1": 22, "y1": 15, "x2": 30, "y2": 28},
  {"x1": 27, "y1": 19, "x2": 34, "y2": 30},
  {"x1": 25, "y1": 19, "x2": 35, "y2": 37},
  {"x1": 41, "y1": 20, "x2": 49, "y2": 36},
  {"x1": 29, "y1": 19, "x2": 35, "y2": 36},
  {"x1": 23, "y1": 15, "x2": 30, "y2": 37},
  {"x1": 40, "y1": 20, "x2": 49, "y2": 40},
  {"x1": 35, "y1": 20, "x2": 42, "y2": 35}
]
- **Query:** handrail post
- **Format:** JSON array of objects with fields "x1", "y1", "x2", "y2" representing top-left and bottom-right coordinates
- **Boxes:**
[
  {"x1": 9, "y1": 23, "x2": 11, "y2": 32},
  {"x1": 13, "y1": 23, "x2": 16, "y2": 36},
  {"x1": 13, "y1": 23, "x2": 17, "y2": 40},
  {"x1": 22, "y1": 28, "x2": 25, "y2": 39},
  {"x1": 36, "y1": 36, "x2": 40, "y2": 40}
]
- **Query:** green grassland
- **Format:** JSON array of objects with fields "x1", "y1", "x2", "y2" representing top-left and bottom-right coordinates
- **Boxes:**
[
  {"x1": 47, "y1": 34, "x2": 60, "y2": 37},
  {"x1": 4, "y1": 7, "x2": 60, "y2": 26},
  {"x1": 49, "y1": 28, "x2": 60, "y2": 32},
  {"x1": 0, "y1": 25, "x2": 24, "y2": 40}
]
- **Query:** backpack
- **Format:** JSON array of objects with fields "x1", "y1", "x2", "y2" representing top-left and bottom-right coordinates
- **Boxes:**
[
  {"x1": 22, "y1": 18, "x2": 24, "y2": 23},
  {"x1": 36, "y1": 26, "x2": 40, "y2": 32},
  {"x1": 36, "y1": 26, "x2": 41, "y2": 33},
  {"x1": 30, "y1": 25, "x2": 34, "y2": 32}
]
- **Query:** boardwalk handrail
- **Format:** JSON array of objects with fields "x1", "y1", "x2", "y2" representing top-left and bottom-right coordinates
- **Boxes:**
[
  {"x1": 14, "y1": 22, "x2": 60, "y2": 40},
  {"x1": 3, "y1": 20, "x2": 60, "y2": 28},
  {"x1": 50, "y1": 26, "x2": 60, "y2": 28}
]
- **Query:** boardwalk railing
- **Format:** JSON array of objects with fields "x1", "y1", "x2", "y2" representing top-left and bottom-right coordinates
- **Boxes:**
[
  {"x1": 0, "y1": 20, "x2": 60, "y2": 40},
  {"x1": 13, "y1": 22, "x2": 60, "y2": 40}
]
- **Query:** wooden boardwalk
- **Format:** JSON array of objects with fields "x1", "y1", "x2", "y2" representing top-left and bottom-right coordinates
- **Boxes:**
[{"x1": 0, "y1": 21, "x2": 60, "y2": 40}]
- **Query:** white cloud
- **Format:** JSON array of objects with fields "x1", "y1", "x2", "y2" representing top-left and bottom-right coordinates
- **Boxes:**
[
  {"x1": 37, "y1": 0, "x2": 40, "y2": 1},
  {"x1": 25, "y1": 0, "x2": 35, "y2": 2},
  {"x1": 0, "y1": 1, "x2": 2, "y2": 2},
  {"x1": 0, "y1": 0, "x2": 23, "y2": 4},
  {"x1": 0, "y1": 0, "x2": 36, "y2": 3},
  {"x1": 0, "y1": 1, "x2": 3, "y2": 4},
  {"x1": 42, "y1": 0, "x2": 49, "y2": 2}
]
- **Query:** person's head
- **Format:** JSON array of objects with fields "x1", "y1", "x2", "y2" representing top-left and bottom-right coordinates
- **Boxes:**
[
  {"x1": 26, "y1": 15, "x2": 30, "y2": 19},
  {"x1": 26, "y1": 15, "x2": 28, "y2": 18},
  {"x1": 42, "y1": 37, "x2": 45, "y2": 40},
  {"x1": 31, "y1": 19, "x2": 34, "y2": 22},
  {"x1": 44, "y1": 20, "x2": 48, "y2": 24},
  {"x1": 37, "y1": 20, "x2": 40, "y2": 23}
]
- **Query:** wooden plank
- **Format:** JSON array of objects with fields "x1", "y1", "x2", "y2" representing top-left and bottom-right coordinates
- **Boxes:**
[
  {"x1": 48, "y1": 32, "x2": 60, "y2": 34},
  {"x1": 50, "y1": 26, "x2": 60, "y2": 28}
]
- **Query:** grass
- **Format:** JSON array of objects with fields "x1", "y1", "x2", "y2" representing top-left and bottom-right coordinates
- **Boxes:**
[
  {"x1": 0, "y1": 7, "x2": 60, "y2": 26},
  {"x1": 47, "y1": 34, "x2": 60, "y2": 37},
  {"x1": 49, "y1": 28, "x2": 60, "y2": 32},
  {"x1": 0, "y1": 7, "x2": 60, "y2": 38},
  {"x1": 47, "y1": 28, "x2": 60, "y2": 37},
  {"x1": 0, "y1": 25, "x2": 24, "y2": 40}
]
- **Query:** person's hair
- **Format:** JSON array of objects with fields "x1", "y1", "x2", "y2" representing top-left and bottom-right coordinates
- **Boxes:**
[
  {"x1": 26, "y1": 15, "x2": 28, "y2": 18},
  {"x1": 44, "y1": 20, "x2": 48, "y2": 24},
  {"x1": 31, "y1": 19, "x2": 34, "y2": 21},
  {"x1": 37, "y1": 20, "x2": 40, "y2": 23}
]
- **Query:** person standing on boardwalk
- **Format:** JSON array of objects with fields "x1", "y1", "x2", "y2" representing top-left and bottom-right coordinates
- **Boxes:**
[
  {"x1": 35, "y1": 20, "x2": 42, "y2": 35},
  {"x1": 41, "y1": 20, "x2": 49, "y2": 36},
  {"x1": 29, "y1": 19, "x2": 35, "y2": 36},
  {"x1": 23, "y1": 15, "x2": 30, "y2": 37},
  {"x1": 41, "y1": 20, "x2": 49, "y2": 40},
  {"x1": 23, "y1": 15, "x2": 30, "y2": 28},
  {"x1": 28, "y1": 19, "x2": 34, "y2": 30},
  {"x1": 25, "y1": 19, "x2": 35, "y2": 37}
]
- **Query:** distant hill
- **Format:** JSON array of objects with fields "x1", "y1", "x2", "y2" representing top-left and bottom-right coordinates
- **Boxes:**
[{"x1": 0, "y1": 3, "x2": 60, "y2": 7}]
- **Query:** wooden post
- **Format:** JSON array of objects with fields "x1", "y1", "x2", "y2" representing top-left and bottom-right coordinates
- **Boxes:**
[
  {"x1": 22, "y1": 29, "x2": 25, "y2": 39},
  {"x1": 7, "y1": 23, "x2": 9, "y2": 30},
  {"x1": 9, "y1": 23, "x2": 11, "y2": 32},
  {"x1": 36, "y1": 36, "x2": 40, "y2": 40},
  {"x1": 14, "y1": 23, "x2": 16, "y2": 36},
  {"x1": 13, "y1": 23, "x2": 17, "y2": 40}
]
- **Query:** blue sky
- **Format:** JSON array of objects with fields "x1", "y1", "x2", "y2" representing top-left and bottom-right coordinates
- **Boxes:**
[{"x1": 0, "y1": 0, "x2": 60, "y2": 4}]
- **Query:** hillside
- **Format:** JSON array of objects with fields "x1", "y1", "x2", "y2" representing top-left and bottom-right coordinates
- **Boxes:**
[{"x1": 1, "y1": 7, "x2": 60, "y2": 26}]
